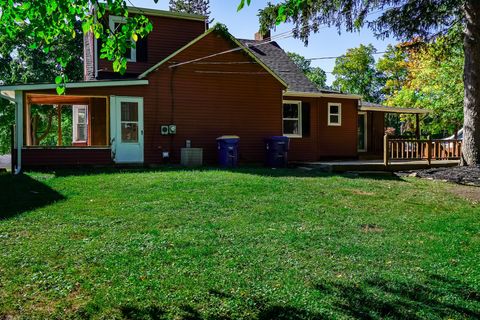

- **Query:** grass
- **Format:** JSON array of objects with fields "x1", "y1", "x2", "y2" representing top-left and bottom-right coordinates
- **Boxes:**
[{"x1": 0, "y1": 167, "x2": 479, "y2": 319}]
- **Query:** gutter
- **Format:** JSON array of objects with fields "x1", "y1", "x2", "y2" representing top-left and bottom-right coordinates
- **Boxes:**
[{"x1": 284, "y1": 90, "x2": 362, "y2": 100}]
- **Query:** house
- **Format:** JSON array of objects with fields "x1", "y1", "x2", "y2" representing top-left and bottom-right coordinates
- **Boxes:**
[{"x1": 0, "y1": 6, "x2": 428, "y2": 172}]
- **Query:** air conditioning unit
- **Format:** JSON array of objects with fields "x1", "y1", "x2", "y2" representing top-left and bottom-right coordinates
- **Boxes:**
[{"x1": 181, "y1": 148, "x2": 203, "y2": 167}]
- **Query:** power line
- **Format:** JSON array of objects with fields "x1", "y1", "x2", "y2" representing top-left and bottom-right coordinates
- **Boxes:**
[
  {"x1": 168, "y1": 28, "x2": 300, "y2": 68},
  {"x1": 307, "y1": 51, "x2": 387, "y2": 61}
]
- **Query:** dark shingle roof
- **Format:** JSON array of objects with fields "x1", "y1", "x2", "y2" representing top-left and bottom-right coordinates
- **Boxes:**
[
  {"x1": 240, "y1": 39, "x2": 349, "y2": 96},
  {"x1": 239, "y1": 39, "x2": 321, "y2": 93}
]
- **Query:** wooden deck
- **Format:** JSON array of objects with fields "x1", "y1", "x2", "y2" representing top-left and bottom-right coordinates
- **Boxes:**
[{"x1": 294, "y1": 159, "x2": 460, "y2": 172}]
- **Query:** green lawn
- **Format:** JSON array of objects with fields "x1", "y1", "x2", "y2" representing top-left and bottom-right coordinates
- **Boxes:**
[{"x1": 0, "y1": 168, "x2": 479, "y2": 319}]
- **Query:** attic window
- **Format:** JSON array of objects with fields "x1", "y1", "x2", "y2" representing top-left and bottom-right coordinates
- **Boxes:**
[{"x1": 109, "y1": 15, "x2": 136, "y2": 62}]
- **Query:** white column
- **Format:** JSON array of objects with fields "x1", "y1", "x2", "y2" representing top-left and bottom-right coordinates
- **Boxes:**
[{"x1": 15, "y1": 91, "x2": 23, "y2": 174}]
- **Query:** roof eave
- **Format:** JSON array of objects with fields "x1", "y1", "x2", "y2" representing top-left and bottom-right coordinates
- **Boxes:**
[
  {"x1": 284, "y1": 90, "x2": 362, "y2": 100},
  {"x1": 358, "y1": 105, "x2": 430, "y2": 114},
  {"x1": 126, "y1": 6, "x2": 206, "y2": 21},
  {"x1": 0, "y1": 79, "x2": 149, "y2": 91}
]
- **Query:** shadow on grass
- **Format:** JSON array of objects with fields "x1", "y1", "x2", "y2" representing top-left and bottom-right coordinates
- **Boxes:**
[
  {"x1": 0, "y1": 173, "x2": 65, "y2": 220},
  {"x1": 103, "y1": 274, "x2": 479, "y2": 320},
  {"x1": 27, "y1": 165, "x2": 404, "y2": 182},
  {"x1": 315, "y1": 273, "x2": 480, "y2": 319}
]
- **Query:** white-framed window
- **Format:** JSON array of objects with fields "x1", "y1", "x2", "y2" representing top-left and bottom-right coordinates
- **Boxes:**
[
  {"x1": 328, "y1": 102, "x2": 342, "y2": 126},
  {"x1": 73, "y1": 105, "x2": 88, "y2": 143},
  {"x1": 109, "y1": 15, "x2": 136, "y2": 62},
  {"x1": 283, "y1": 100, "x2": 302, "y2": 138}
]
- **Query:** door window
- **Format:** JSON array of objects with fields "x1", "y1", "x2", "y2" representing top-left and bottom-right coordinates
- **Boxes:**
[{"x1": 121, "y1": 102, "x2": 139, "y2": 143}]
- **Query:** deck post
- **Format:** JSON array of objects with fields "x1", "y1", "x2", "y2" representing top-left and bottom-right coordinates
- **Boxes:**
[
  {"x1": 57, "y1": 105, "x2": 62, "y2": 146},
  {"x1": 10, "y1": 124, "x2": 15, "y2": 174},
  {"x1": 14, "y1": 91, "x2": 23, "y2": 174},
  {"x1": 427, "y1": 135, "x2": 432, "y2": 166},
  {"x1": 415, "y1": 114, "x2": 420, "y2": 139},
  {"x1": 383, "y1": 134, "x2": 389, "y2": 168}
]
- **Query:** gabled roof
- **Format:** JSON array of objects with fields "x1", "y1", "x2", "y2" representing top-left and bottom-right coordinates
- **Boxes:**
[
  {"x1": 138, "y1": 26, "x2": 288, "y2": 88},
  {"x1": 239, "y1": 39, "x2": 361, "y2": 99},
  {"x1": 239, "y1": 39, "x2": 320, "y2": 93}
]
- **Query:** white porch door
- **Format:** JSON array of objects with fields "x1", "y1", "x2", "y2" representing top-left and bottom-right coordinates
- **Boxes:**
[{"x1": 113, "y1": 96, "x2": 144, "y2": 163}]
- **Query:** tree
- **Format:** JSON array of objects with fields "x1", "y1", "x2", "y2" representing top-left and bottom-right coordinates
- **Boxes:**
[
  {"x1": 0, "y1": 1, "x2": 153, "y2": 93},
  {"x1": 0, "y1": 23, "x2": 83, "y2": 153},
  {"x1": 378, "y1": 31, "x2": 464, "y2": 138},
  {"x1": 169, "y1": 0, "x2": 211, "y2": 20},
  {"x1": 287, "y1": 52, "x2": 327, "y2": 89},
  {"x1": 240, "y1": 0, "x2": 480, "y2": 165},
  {"x1": 332, "y1": 44, "x2": 381, "y2": 102}
]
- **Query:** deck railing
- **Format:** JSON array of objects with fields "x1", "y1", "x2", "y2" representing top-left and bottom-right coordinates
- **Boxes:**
[{"x1": 383, "y1": 135, "x2": 462, "y2": 166}]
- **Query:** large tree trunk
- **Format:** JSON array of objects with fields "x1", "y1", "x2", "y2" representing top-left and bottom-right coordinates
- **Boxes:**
[{"x1": 462, "y1": 0, "x2": 480, "y2": 165}]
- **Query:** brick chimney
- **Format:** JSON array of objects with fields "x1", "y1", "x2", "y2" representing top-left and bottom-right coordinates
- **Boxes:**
[
  {"x1": 83, "y1": 31, "x2": 96, "y2": 81},
  {"x1": 254, "y1": 30, "x2": 271, "y2": 41}
]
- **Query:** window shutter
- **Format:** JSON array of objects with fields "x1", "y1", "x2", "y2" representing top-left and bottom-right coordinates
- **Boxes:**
[
  {"x1": 136, "y1": 36, "x2": 148, "y2": 62},
  {"x1": 302, "y1": 103, "x2": 311, "y2": 137}
]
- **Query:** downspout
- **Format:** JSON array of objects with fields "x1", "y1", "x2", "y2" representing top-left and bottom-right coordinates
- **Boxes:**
[{"x1": 169, "y1": 67, "x2": 177, "y2": 161}]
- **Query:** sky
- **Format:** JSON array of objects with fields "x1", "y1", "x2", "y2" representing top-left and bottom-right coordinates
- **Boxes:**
[{"x1": 132, "y1": 0, "x2": 398, "y2": 85}]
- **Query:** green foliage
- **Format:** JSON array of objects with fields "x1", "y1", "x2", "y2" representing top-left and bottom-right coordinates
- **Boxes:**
[
  {"x1": 169, "y1": 0, "x2": 211, "y2": 20},
  {"x1": 379, "y1": 31, "x2": 464, "y2": 137},
  {"x1": 287, "y1": 52, "x2": 327, "y2": 89},
  {"x1": 0, "y1": 0, "x2": 153, "y2": 83},
  {"x1": 332, "y1": 44, "x2": 381, "y2": 102},
  {"x1": 1, "y1": 168, "x2": 479, "y2": 318},
  {"x1": 255, "y1": 0, "x2": 463, "y2": 45},
  {"x1": 0, "y1": 19, "x2": 83, "y2": 154}
]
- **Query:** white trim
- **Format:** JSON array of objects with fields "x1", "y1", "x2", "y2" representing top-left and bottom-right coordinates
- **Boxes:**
[
  {"x1": 109, "y1": 15, "x2": 136, "y2": 62},
  {"x1": 284, "y1": 91, "x2": 362, "y2": 100},
  {"x1": 358, "y1": 105, "x2": 430, "y2": 114},
  {"x1": 357, "y1": 112, "x2": 367, "y2": 152},
  {"x1": 15, "y1": 91, "x2": 23, "y2": 174},
  {"x1": 113, "y1": 96, "x2": 144, "y2": 164},
  {"x1": 282, "y1": 100, "x2": 302, "y2": 138},
  {"x1": 72, "y1": 105, "x2": 88, "y2": 143},
  {"x1": 0, "y1": 80, "x2": 148, "y2": 91},
  {"x1": 328, "y1": 102, "x2": 342, "y2": 126}
]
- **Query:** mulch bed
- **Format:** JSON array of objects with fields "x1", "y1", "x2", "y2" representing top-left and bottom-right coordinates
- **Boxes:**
[{"x1": 397, "y1": 166, "x2": 480, "y2": 187}]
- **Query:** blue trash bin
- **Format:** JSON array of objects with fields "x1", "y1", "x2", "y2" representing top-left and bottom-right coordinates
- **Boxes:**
[
  {"x1": 217, "y1": 136, "x2": 240, "y2": 167},
  {"x1": 265, "y1": 136, "x2": 289, "y2": 167}
]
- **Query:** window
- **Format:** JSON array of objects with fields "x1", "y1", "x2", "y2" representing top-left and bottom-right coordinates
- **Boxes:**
[
  {"x1": 109, "y1": 15, "x2": 136, "y2": 62},
  {"x1": 328, "y1": 103, "x2": 342, "y2": 126},
  {"x1": 73, "y1": 105, "x2": 88, "y2": 143},
  {"x1": 283, "y1": 101, "x2": 302, "y2": 137},
  {"x1": 120, "y1": 102, "x2": 139, "y2": 143}
]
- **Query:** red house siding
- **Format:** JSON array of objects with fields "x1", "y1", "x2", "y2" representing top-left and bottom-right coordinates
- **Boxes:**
[
  {"x1": 22, "y1": 148, "x2": 112, "y2": 167},
  {"x1": 23, "y1": 31, "x2": 285, "y2": 166},
  {"x1": 365, "y1": 111, "x2": 385, "y2": 156},
  {"x1": 143, "y1": 31, "x2": 285, "y2": 164},
  {"x1": 288, "y1": 97, "x2": 359, "y2": 161},
  {"x1": 97, "y1": 14, "x2": 206, "y2": 77}
]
